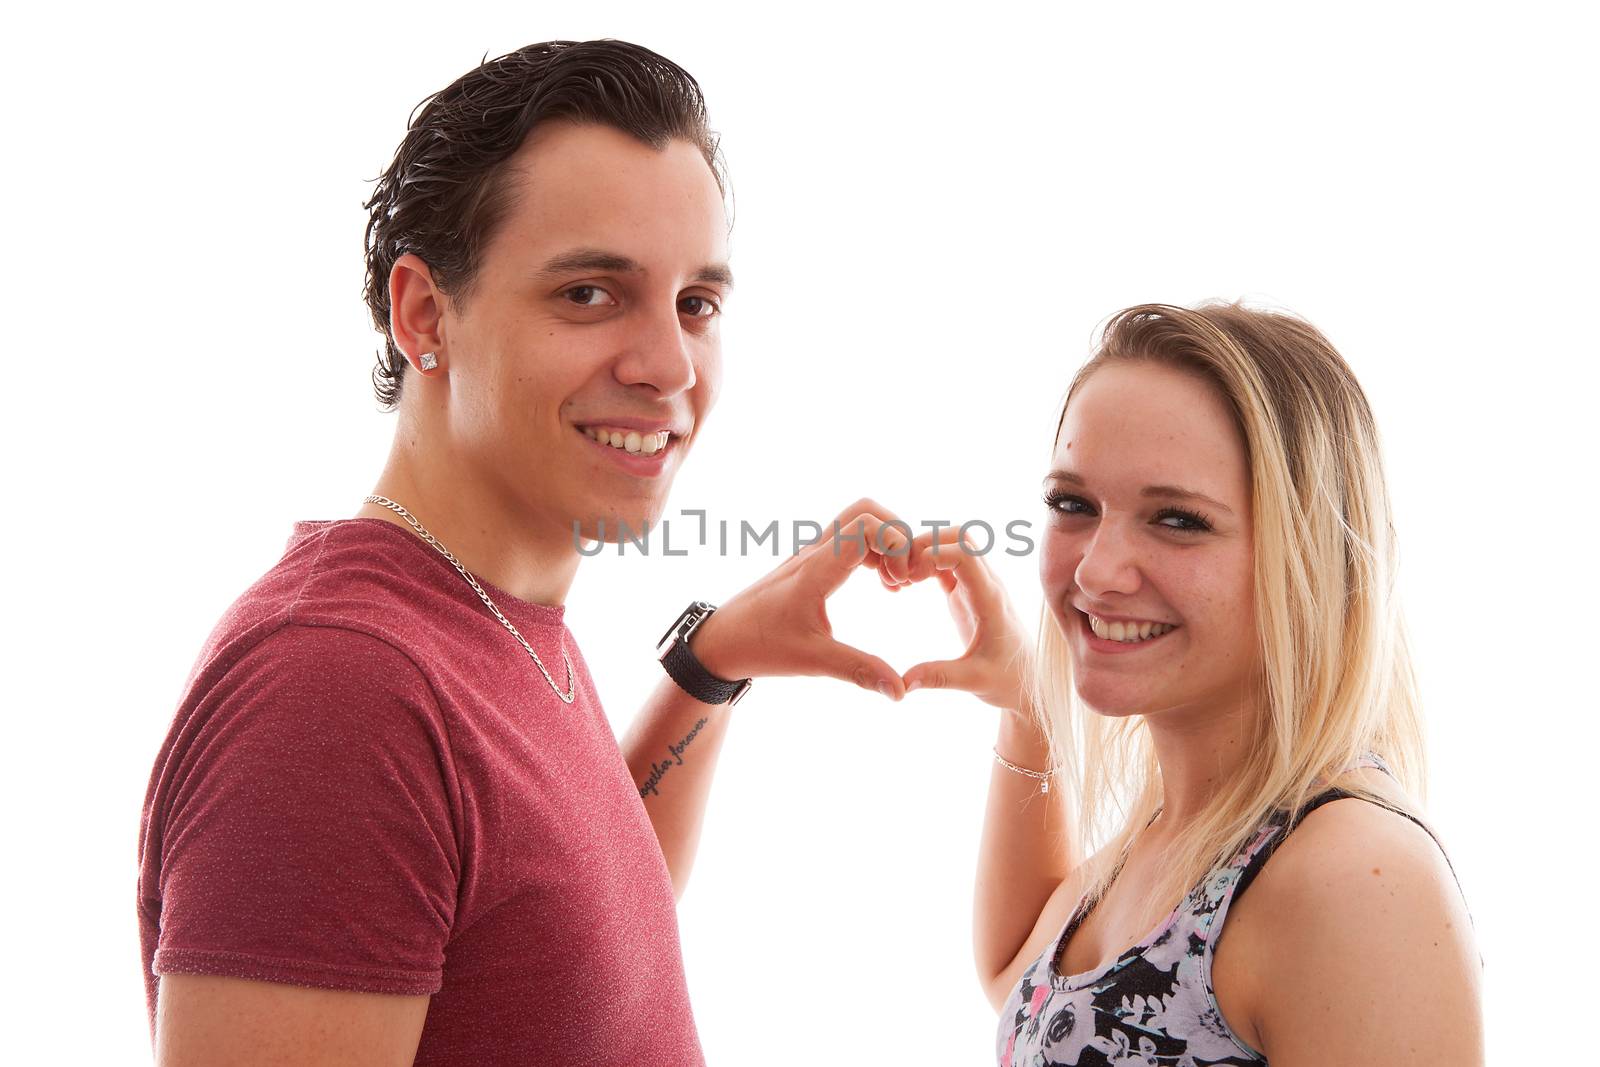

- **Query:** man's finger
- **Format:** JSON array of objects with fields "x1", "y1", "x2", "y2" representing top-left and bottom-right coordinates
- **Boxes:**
[
  {"x1": 824, "y1": 497, "x2": 899, "y2": 533},
  {"x1": 809, "y1": 637, "x2": 906, "y2": 700},
  {"x1": 807, "y1": 511, "x2": 911, "y2": 593},
  {"x1": 904, "y1": 528, "x2": 972, "y2": 583}
]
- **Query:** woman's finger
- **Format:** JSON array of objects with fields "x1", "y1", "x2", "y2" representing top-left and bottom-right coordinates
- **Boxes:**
[
  {"x1": 905, "y1": 528, "x2": 1007, "y2": 618},
  {"x1": 903, "y1": 654, "x2": 983, "y2": 695}
]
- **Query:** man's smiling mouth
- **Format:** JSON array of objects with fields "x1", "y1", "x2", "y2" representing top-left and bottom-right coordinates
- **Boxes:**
[{"x1": 580, "y1": 425, "x2": 673, "y2": 456}]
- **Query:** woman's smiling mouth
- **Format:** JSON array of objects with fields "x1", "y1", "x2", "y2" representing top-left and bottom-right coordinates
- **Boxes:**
[{"x1": 1077, "y1": 608, "x2": 1180, "y2": 653}]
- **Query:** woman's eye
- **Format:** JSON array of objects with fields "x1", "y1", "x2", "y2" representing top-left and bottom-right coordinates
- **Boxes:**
[
  {"x1": 1155, "y1": 508, "x2": 1213, "y2": 533},
  {"x1": 1044, "y1": 492, "x2": 1094, "y2": 516},
  {"x1": 563, "y1": 285, "x2": 617, "y2": 308},
  {"x1": 679, "y1": 295, "x2": 720, "y2": 318},
  {"x1": 1044, "y1": 493, "x2": 1212, "y2": 534}
]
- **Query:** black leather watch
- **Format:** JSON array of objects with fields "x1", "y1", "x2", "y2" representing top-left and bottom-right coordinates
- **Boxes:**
[{"x1": 656, "y1": 600, "x2": 753, "y2": 706}]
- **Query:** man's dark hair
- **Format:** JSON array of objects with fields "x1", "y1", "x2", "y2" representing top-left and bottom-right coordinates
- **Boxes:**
[{"x1": 362, "y1": 39, "x2": 725, "y2": 409}]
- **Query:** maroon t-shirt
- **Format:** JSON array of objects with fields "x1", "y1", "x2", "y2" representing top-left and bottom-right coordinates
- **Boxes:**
[{"x1": 137, "y1": 518, "x2": 703, "y2": 1065}]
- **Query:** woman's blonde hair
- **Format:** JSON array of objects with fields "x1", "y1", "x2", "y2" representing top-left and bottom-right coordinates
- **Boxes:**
[{"x1": 1031, "y1": 301, "x2": 1428, "y2": 917}]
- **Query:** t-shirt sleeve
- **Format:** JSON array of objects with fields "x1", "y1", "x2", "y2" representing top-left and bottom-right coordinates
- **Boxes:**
[{"x1": 150, "y1": 623, "x2": 459, "y2": 995}]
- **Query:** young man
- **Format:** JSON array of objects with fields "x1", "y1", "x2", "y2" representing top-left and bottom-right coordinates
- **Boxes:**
[{"x1": 138, "y1": 40, "x2": 913, "y2": 1066}]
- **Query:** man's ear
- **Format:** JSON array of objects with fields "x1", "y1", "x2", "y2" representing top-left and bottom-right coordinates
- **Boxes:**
[{"x1": 390, "y1": 253, "x2": 448, "y2": 374}]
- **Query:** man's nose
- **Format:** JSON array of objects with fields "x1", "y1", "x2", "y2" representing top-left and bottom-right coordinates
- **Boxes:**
[{"x1": 613, "y1": 302, "x2": 696, "y2": 396}]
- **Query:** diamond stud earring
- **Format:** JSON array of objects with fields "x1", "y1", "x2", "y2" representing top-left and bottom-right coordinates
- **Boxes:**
[{"x1": 419, "y1": 352, "x2": 438, "y2": 371}]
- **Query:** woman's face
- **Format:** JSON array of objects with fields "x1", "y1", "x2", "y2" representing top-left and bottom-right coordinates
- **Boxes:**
[{"x1": 1039, "y1": 360, "x2": 1258, "y2": 722}]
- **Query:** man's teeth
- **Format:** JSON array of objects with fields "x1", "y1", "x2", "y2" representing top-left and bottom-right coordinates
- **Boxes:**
[
  {"x1": 583, "y1": 426, "x2": 670, "y2": 456},
  {"x1": 1088, "y1": 614, "x2": 1177, "y2": 643}
]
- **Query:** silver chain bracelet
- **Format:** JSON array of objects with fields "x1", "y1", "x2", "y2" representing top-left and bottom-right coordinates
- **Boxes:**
[{"x1": 993, "y1": 748, "x2": 1059, "y2": 794}]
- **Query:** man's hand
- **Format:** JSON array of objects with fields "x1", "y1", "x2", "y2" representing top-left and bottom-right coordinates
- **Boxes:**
[{"x1": 687, "y1": 498, "x2": 914, "y2": 699}]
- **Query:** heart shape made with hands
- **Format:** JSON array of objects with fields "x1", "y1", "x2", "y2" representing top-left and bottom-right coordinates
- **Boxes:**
[{"x1": 706, "y1": 500, "x2": 1032, "y2": 711}]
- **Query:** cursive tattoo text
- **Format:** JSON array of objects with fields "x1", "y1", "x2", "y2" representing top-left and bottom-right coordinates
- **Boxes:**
[{"x1": 639, "y1": 716, "x2": 710, "y2": 798}]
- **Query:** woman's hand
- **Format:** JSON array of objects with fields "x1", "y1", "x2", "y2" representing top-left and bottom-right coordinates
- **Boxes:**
[{"x1": 897, "y1": 526, "x2": 1034, "y2": 715}]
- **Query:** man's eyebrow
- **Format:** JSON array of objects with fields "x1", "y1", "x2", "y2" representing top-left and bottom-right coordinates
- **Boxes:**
[
  {"x1": 1044, "y1": 469, "x2": 1235, "y2": 516},
  {"x1": 534, "y1": 248, "x2": 642, "y2": 278},
  {"x1": 694, "y1": 263, "x2": 735, "y2": 289},
  {"x1": 533, "y1": 247, "x2": 734, "y2": 289}
]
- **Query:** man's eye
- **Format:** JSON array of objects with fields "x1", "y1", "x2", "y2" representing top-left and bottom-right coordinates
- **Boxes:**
[
  {"x1": 679, "y1": 295, "x2": 720, "y2": 318},
  {"x1": 563, "y1": 285, "x2": 617, "y2": 307}
]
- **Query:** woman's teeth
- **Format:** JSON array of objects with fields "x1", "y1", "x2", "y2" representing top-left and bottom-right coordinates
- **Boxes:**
[
  {"x1": 1087, "y1": 614, "x2": 1177, "y2": 643},
  {"x1": 583, "y1": 426, "x2": 670, "y2": 456}
]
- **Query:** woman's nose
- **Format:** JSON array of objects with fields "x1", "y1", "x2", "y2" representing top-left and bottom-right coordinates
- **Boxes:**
[{"x1": 1074, "y1": 521, "x2": 1142, "y2": 599}]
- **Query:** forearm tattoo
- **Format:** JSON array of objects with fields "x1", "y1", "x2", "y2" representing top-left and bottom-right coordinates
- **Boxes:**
[{"x1": 639, "y1": 716, "x2": 709, "y2": 799}]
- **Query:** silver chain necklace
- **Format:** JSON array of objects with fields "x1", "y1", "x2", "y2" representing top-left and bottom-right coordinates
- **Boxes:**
[{"x1": 364, "y1": 494, "x2": 576, "y2": 705}]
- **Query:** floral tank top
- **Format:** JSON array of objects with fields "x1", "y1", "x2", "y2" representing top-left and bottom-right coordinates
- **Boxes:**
[{"x1": 996, "y1": 755, "x2": 1448, "y2": 1066}]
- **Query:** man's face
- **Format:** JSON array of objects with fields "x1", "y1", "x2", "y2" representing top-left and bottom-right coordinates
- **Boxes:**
[{"x1": 437, "y1": 121, "x2": 730, "y2": 542}]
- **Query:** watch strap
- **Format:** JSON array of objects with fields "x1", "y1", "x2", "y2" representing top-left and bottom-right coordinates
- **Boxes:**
[{"x1": 660, "y1": 634, "x2": 751, "y2": 706}]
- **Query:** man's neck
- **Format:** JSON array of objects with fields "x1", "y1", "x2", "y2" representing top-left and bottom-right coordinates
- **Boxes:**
[{"x1": 357, "y1": 434, "x2": 581, "y2": 608}]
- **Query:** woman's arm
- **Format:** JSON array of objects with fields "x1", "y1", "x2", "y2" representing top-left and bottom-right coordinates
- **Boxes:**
[
  {"x1": 972, "y1": 705, "x2": 1078, "y2": 1008},
  {"x1": 1223, "y1": 798, "x2": 1482, "y2": 1065},
  {"x1": 900, "y1": 532, "x2": 1081, "y2": 1008}
]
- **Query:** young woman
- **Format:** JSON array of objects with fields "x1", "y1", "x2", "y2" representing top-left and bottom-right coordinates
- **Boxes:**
[{"x1": 896, "y1": 303, "x2": 1482, "y2": 1065}]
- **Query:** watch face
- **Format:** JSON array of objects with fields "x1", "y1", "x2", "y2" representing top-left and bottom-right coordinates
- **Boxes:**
[
  {"x1": 659, "y1": 601, "x2": 716, "y2": 650},
  {"x1": 682, "y1": 603, "x2": 713, "y2": 639}
]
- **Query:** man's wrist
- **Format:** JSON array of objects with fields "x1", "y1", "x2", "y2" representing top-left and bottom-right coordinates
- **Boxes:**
[
  {"x1": 655, "y1": 601, "x2": 753, "y2": 706},
  {"x1": 684, "y1": 608, "x2": 741, "y2": 680}
]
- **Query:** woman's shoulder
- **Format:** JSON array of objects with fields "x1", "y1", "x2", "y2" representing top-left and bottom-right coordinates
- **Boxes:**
[
  {"x1": 1219, "y1": 787, "x2": 1481, "y2": 1062},
  {"x1": 1264, "y1": 787, "x2": 1456, "y2": 910},
  {"x1": 1240, "y1": 770, "x2": 1465, "y2": 945}
]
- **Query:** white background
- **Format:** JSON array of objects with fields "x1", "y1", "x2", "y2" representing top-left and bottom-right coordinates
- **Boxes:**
[{"x1": 5, "y1": 2, "x2": 1595, "y2": 1063}]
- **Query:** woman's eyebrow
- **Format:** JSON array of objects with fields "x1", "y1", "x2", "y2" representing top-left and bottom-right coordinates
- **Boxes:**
[{"x1": 1045, "y1": 469, "x2": 1235, "y2": 516}]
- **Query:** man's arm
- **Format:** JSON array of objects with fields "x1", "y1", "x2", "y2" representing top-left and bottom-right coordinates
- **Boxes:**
[
  {"x1": 621, "y1": 499, "x2": 913, "y2": 897},
  {"x1": 146, "y1": 627, "x2": 457, "y2": 1064},
  {"x1": 155, "y1": 975, "x2": 428, "y2": 1067},
  {"x1": 621, "y1": 674, "x2": 736, "y2": 899}
]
